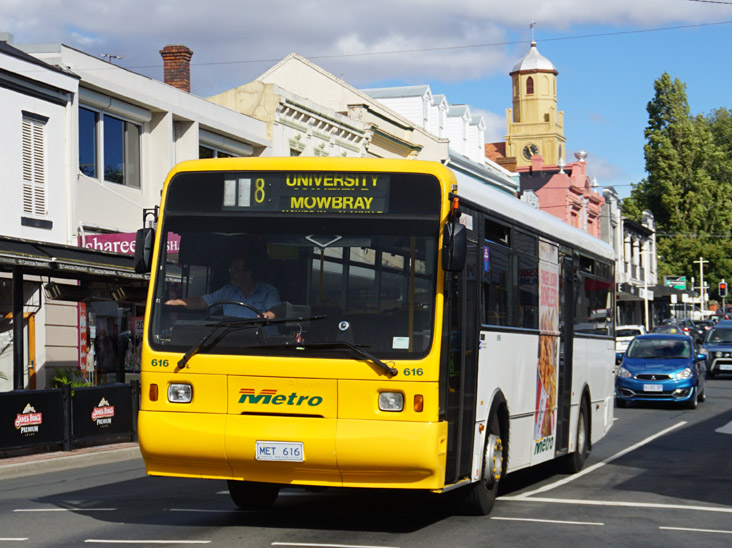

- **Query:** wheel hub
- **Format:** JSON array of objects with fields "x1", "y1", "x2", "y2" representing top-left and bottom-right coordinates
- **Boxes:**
[{"x1": 485, "y1": 433, "x2": 504, "y2": 483}]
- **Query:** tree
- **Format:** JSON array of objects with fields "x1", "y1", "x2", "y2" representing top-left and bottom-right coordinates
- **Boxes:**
[{"x1": 623, "y1": 74, "x2": 732, "y2": 297}]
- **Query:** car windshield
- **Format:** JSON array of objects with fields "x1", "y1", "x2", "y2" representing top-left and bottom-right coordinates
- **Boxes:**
[
  {"x1": 706, "y1": 328, "x2": 732, "y2": 343},
  {"x1": 626, "y1": 338, "x2": 691, "y2": 359}
]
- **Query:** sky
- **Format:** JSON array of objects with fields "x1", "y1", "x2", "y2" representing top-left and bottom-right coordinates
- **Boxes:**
[{"x1": 3, "y1": 0, "x2": 732, "y2": 198}]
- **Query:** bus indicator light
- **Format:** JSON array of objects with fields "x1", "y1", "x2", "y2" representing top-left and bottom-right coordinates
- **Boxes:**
[
  {"x1": 149, "y1": 384, "x2": 158, "y2": 402},
  {"x1": 414, "y1": 394, "x2": 424, "y2": 412}
]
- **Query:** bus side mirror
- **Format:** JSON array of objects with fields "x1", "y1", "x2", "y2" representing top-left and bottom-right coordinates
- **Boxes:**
[
  {"x1": 134, "y1": 228, "x2": 155, "y2": 274},
  {"x1": 442, "y1": 222, "x2": 467, "y2": 272}
]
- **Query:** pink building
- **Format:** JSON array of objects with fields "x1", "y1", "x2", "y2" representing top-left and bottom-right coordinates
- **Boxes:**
[{"x1": 517, "y1": 153, "x2": 604, "y2": 239}]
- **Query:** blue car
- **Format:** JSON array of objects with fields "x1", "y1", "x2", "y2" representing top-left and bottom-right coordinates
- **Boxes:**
[
  {"x1": 701, "y1": 323, "x2": 732, "y2": 378},
  {"x1": 616, "y1": 334, "x2": 707, "y2": 409}
]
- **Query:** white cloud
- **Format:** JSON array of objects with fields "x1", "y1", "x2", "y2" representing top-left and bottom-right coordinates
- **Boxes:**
[{"x1": 3, "y1": 0, "x2": 723, "y2": 95}]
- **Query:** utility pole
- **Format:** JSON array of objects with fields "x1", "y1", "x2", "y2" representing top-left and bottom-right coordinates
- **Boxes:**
[{"x1": 694, "y1": 257, "x2": 709, "y2": 318}]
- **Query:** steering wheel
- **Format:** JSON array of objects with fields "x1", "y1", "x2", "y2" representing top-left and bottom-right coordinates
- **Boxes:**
[
  {"x1": 206, "y1": 300, "x2": 268, "y2": 344},
  {"x1": 206, "y1": 300, "x2": 265, "y2": 318}
]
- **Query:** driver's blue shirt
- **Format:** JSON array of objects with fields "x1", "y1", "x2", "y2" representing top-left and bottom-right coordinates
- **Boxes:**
[{"x1": 202, "y1": 282, "x2": 280, "y2": 319}]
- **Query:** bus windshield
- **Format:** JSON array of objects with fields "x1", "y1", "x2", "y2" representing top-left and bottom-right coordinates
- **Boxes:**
[{"x1": 148, "y1": 170, "x2": 441, "y2": 359}]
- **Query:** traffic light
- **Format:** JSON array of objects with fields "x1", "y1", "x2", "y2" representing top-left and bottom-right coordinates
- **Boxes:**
[{"x1": 720, "y1": 279, "x2": 727, "y2": 297}]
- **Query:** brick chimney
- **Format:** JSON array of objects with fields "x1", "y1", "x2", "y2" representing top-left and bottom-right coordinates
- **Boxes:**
[{"x1": 160, "y1": 45, "x2": 193, "y2": 92}]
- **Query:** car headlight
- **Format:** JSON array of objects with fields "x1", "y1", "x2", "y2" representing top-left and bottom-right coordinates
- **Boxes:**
[
  {"x1": 617, "y1": 366, "x2": 632, "y2": 378},
  {"x1": 715, "y1": 352, "x2": 723, "y2": 358},
  {"x1": 673, "y1": 368, "x2": 693, "y2": 380}
]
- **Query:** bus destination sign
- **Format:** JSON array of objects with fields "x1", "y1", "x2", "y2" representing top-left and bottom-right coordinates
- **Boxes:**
[{"x1": 223, "y1": 172, "x2": 390, "y2": 214}]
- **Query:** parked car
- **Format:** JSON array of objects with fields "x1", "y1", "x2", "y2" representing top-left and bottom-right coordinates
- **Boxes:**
[
  {"x1": 655, "y1": 319, "x2": 705, "y2": 343},
  {"x1": 700, "y1": 323, "x2": 732, "y2": 378},
  {"x1": 615, "y1": 325, "x2": 646, "y2": 354},
  {"x1": 616, "y1": 334, "x2": 707, "y2": 409}
]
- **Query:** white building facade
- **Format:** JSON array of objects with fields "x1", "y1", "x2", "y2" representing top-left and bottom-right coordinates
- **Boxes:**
[{"x1": 1, "y1": 34, "x2": 270, "y2": 390}]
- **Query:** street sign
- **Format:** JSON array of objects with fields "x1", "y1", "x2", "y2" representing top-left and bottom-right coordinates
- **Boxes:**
[{"x1": 664, "y1": 275, "x2": 687, "y2": 290}]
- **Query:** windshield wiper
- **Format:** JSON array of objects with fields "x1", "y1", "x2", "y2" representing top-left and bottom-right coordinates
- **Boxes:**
[
  {"x1": 177, "y1": 315, "x2": 327, "y2": 369},
  {"x1": 257, "y1": 340, "x2": 398, "y2": 377}
]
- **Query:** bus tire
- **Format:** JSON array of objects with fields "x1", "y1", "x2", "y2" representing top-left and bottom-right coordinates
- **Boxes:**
[
  {"x1": 463, "y1": 413, "x2": 504, "y2": 516},
  {"x1": 227, "y1": 480, "x2": 280, "y2": 510},
  {"x1": 563, "y1": 397, "x2": 589, "y2": 474}
]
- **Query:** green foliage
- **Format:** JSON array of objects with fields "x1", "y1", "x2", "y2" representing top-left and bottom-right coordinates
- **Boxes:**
[
  {"x1": 622, "y1": 74, "x2": 732, "y2": 298},
  {"x1": 51, "y1": 367, "x2": 92, "y2": 388}
]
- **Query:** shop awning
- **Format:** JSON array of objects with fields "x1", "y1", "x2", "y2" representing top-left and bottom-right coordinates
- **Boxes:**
[{"x1": 0, "y1": 235, "x2": 148, "y2": 282}]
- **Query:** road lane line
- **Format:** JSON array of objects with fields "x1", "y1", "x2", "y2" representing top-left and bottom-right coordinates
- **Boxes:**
[
  {"x1": 715, "y1": 421, "x2": 732, "y2": 435},
  {"x1": 499, "y1": 496, "x2": 732, "y2": 514},
  {"x1": 14, "y1": 508, "x2": 116, "y2": 512},
  {"x1": 504, "y1": 421, "x2": 687, "y2": 498},
  {"x1": 491, "y1": 516, "x2": 603, "y2": 526},
  {"x1": 660, "y1": 526, "x2": 732, "y2": 534},
  {"x1": 85, "y1": 541, "x2": 211, "y2": 545},
  {"x1": 272, "y1": 544, "x2": 400, "y2": 548},
  {"x1": 169, "y1": 508, "x2": 234, "y2": 513},
  {"x1": 0, "y1": 539, "x2": 29, "y2": 542}
]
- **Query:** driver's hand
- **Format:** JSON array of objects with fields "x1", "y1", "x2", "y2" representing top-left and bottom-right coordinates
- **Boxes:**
[
  {"x1": 262, "y1": 310, "x2": 275, "y2": 320},
  {"x1": 165, "y1": 299, "x2": 186, "y2": 306}
]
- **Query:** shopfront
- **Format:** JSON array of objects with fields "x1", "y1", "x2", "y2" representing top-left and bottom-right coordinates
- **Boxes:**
[{"x1": 0, "y1": 235, "x2": 148, "y2": 391}]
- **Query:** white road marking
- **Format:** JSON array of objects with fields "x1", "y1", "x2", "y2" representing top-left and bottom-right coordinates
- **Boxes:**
[
  {"x1": 500, "y1": 496, "x2": 732, "y2": 514},
  {"x1": 0, "y1": 539, "x2": 28, "y2": 542},
  {"x1": 14, "y1": 508, "x2": 116, "y2": 512},
  {"x1": 85, "y1": 541, "x2": 211, "y2": 545},
  {"x1": 169, "y1": 508, "x2": 234, "y2": 513},
  {"x1": 715, "y1": 421, "x2": 732, "y2": 435},
  {"x1": 272, "y1": 544, "x2": 400, "y2": 548},
  {"x1": 504, "y1": 421, "x2": 687, "y2": 498},
  {"x1": 660, "y1": 526, "x2": 732, "y2": 534},
  {"x1": 491, "y1": 516, "x2": 603, "y2": 526}
]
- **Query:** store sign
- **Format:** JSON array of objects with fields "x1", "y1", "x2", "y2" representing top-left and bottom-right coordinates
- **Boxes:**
[
  {"x1": 72, "y1": 385, "x2": 133, "y2": 439},
  {"x1": 80, "y1": 233, "x2": 180, "y2": 256},
  {"x1": 0, "y1": 390, "x2": 65, "y2": 450},
  {"x1": 79, "y1": 302, "x2": 88, "y2": 372}
]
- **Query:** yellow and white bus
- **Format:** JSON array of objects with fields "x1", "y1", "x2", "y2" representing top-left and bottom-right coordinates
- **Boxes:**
[{"x1": 136, "y1": 157, "x2": 615, "y2": 515}]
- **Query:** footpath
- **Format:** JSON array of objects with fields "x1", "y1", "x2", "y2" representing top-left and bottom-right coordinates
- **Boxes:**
[{"x1": 0, "y1": 442, "x2": 141, "y2": 480}]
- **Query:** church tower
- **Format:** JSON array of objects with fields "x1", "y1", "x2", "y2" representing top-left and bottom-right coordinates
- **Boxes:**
[{"x1": 505, "y1": 41, "x2": 565, "y2": 167}]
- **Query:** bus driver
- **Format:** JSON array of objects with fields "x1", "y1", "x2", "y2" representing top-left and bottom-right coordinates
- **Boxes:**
[{"x1": 165, "y1": 249, "x2": 280, "y2": 320}]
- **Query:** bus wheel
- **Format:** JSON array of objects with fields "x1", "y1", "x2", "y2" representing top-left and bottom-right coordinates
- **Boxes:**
[
  {"x1": 563, "y1": 398, "x2": 589, "y2": 474},
  {"x1": 463, "y1": 414, "x2": 504, "y2": 516},
  {"x1": 227, "y1": 480, "x2": 280, "y2": 510}
]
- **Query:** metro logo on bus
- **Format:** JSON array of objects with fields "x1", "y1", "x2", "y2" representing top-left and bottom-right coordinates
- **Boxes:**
[{"x1": 238, "y1": 388, "x2": 323, "y2": 407}]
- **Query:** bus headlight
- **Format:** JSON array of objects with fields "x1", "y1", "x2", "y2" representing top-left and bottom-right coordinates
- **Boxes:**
[
  {"x1": 168, "y1": 383, "x2": 193, "y2": 403},
  {"x1": 378, "y1": 392, "x2": 404, "y2": 412}
]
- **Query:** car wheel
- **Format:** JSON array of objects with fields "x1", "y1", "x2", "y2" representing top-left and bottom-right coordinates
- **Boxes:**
[
  {"x1": 227, "y1": 480, "x2": 280, "y2": 510},
  {"x1": 686, "y1": 387, "x2": 698, "y2": 410},
  {"x1": 698, "y1": 382, "x2": 706, "y2": 403},
  {"x1": 462, "y1": 413, "x2": 504, "y2": 516}
]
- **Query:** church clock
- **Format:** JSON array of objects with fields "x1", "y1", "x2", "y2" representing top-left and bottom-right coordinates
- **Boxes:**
[{"x1": 522, "y1": 143, "x2": 539, "y2": 161}]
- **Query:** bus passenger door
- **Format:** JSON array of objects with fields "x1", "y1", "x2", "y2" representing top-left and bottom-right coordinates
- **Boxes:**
[
  {"x1": 555, "y1": 254, "x2": 574, "y2": 455},
  {"x1": 442, "y1": 235, "x2": 478, "y2": 484}
]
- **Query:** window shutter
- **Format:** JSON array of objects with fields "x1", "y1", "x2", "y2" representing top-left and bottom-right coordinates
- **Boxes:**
[{"x1": 22, "y1": 116, "x2": 47, "y2": 216}]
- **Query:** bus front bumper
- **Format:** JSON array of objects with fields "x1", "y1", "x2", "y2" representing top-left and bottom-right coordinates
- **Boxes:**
[{"x1": 138, "y1": 411, "x2": 448, "y2": 490}]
